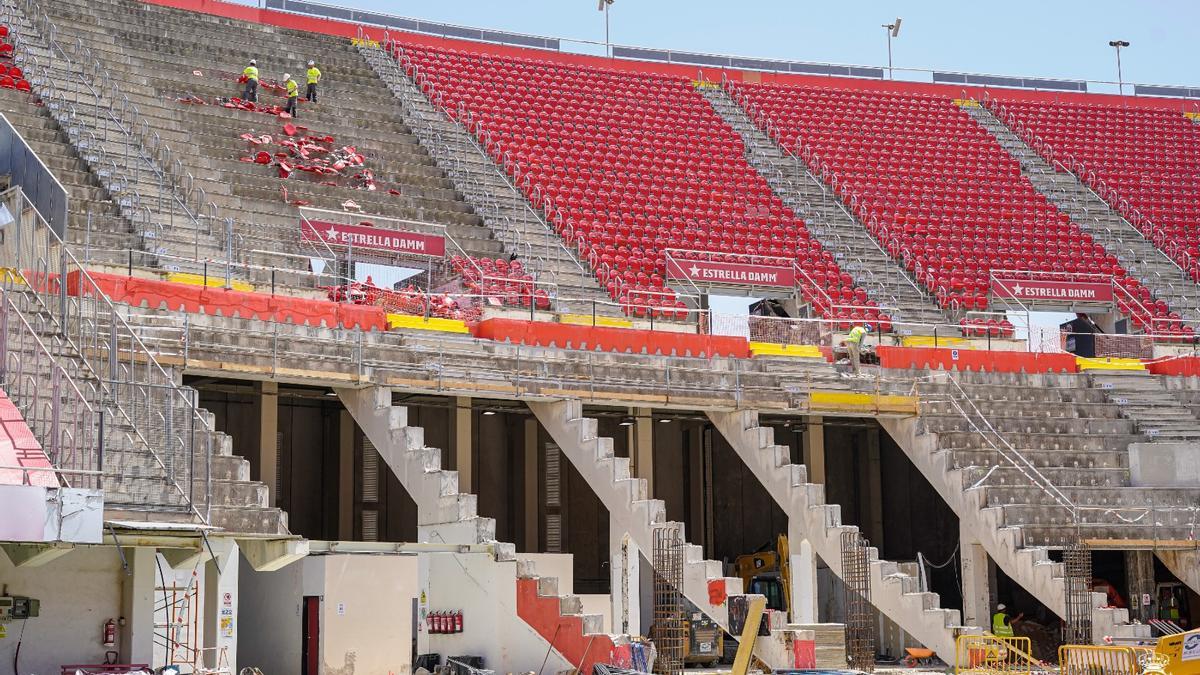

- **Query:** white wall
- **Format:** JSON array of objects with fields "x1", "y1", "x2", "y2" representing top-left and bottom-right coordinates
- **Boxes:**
[
  {"x1": 0, "y1": 547, "x2": 123, "y2": 673},
  {"x1": 238, "y1": 555, "x2": 304, "y2": 675}
]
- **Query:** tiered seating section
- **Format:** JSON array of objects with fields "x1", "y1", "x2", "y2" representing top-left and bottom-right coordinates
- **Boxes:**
[
  {"x1": 397, "y1": 43, "x2": 888, "y2": 326},
  {"x1": 733, "y1": 83, "x2": 1177, "y2": 332},
  {"x1": 998, "y1": 100, "x2": 1200, "y2": 280}
]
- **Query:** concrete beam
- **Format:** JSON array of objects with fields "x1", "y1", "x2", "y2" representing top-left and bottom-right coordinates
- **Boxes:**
[
  {"x1": 159, "y1": 546, "x2": 206, "y2": 570},
  {"x1": 203, "y1": 540, "x2": 240, "y2": 672},
  {"x1": 0, "y1": 542, "x2": 72, "y2": 567},
  {"x1": 802, "y1": 416, "x2": 826, "y2": 484},
  {"x1": 786, "y1": 526, "x2": 818, "y2": 624},
  {"x1": 238, "y1": 538, "x2": 309, "y2": 572},
  {"x1": 610, "y1": 526, "x2": 642, "y2": 636},
  {"x1": 452, "y1": 396, "x2": 473, "y2": 492},
  {"x1": 339, "y1": 409, "x2": 355, "y2": 540},
  {"x1": 632, "y1": 407, "x2": 654, "y2": 497},
  {"x1": 960, "y1": 525, "x2": 991, "y2": 628},
  {"x1": 523, "y1": 417, "x2": 539, "y2": 552},
  {"x1": 1156, "y1": 550, "x2": 1200, "y2": 598},
  {"x1": 119, "y1": 547, "x2": 156, "y2": 665},
  {"x1": 1125, "y1": 550, "x2": 1156, "y2": 623}
]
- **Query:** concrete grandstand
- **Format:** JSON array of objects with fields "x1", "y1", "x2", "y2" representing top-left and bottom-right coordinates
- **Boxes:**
[{"x1": 0, "y1": 0, "x2": 1197, "y2": 672}]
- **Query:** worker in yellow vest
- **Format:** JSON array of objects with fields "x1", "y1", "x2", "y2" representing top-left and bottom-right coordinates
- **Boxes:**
[
  {"x1": 845, "y1": 323, "x2": 872, "y2": 374},
  {"x1": 305, "y1": 60, "x2": 322, "y2": 103},
  {"x1": 991, "y1": 603, "x2": 1022, "y2": 638},
  {"x1": 242, "y1": 59, "x2": 259, "y2": 102},
  {"x1": 283, "y1": 73, "x2": 299, "y2": 119}
]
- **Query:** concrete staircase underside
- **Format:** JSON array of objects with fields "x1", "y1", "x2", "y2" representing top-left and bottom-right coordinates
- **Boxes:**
[
  {"x1": 526, "y1": 399, "x2": 785, "y2": 667},
  {"x1": 703, "y1": 85, "x2": 949, "y2": 329},
  {"x1": 966, "y1": 103, "x2": 1200, "y2": 321},
  {"x1": 706, "y1": 408, "x2": 973, "y2": 659},
  {"x1": 335, "y1": 386, "x2": 615, "y2": 674}
]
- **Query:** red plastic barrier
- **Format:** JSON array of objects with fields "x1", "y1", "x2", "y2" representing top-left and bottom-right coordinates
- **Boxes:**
[
  {"x1": 1145, "y1": 357, "x2": 1200, "y2": 377},
  {"x1": 876, "y1": 345, "x2": 1077, "y2": 373},
  {"x1": 65, "y1": 271, "x2": 387, "y2": 331},
  {"x1": 475, "y1": 318, "x2": 749, "y2": 358}
]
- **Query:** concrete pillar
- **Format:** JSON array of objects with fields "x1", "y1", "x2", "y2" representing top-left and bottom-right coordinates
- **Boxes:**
[
  {"x1": 862, "y1": 427, "x2": 884, "y2": 549},
  {"x1": 338, "y1": 409, "x2": 355, "y2": 540},
  {"x1": 788, "y1": 522, "x2": 818, "y2": 624},
  {"x1": 1125, "y1": 550, "x2": 1156, "y2": 623},
  {"x1": 119, "y1": 547, "x2": 156, "y2": 665},
  {"x1": 450, "y1": 397, "x2": 473, "y2": 493},
  {"x1": 610, "y1": 525, "x2": 642, "y2": 636},
  {"x1": 960, "y1": 523, "x2": 991, "y2": 629},
  {"x1": 203, "y1": 539, "x2": 240, "y2": 671},
  {"x1": 254, "y1": 381, "x2": 279, "y2": 506},
  {"x1": 802, "y1": 416, "x2": 826, "y2": 484},
  {"x1": 631, "y1": 407, "x2": 654, "y2": 497},
  {"x1": 523, "y1": 418, "x2": 539, "y2": 552}
]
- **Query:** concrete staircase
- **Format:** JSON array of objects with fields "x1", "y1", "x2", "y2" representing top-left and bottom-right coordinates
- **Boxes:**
[
  {"x1": 707, "y1": 408, "x2": 975, "y2": 660},
  {"x1": 704, "y1": 84, "x2": 948, "y2": 329},
  {"x1": 964, "y1": 103, "x2": 1200, "y2": 321},
  {"x1": 359, "y1": 42, "x2": 616, "y2": 314},
  {"x1": 4, "y1": 288, "x2": 285, "y2": 534},
  {"x1": 527, "y1": 398, "x2": 780, "y2": 666},
  {"x1": 336, "y1": 386, "x2": 617, "y2": 674}
]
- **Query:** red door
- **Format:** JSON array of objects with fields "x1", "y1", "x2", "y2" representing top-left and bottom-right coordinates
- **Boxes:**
[{"x1": 302, "y1": 596, "x2": 320, "y2": 675}]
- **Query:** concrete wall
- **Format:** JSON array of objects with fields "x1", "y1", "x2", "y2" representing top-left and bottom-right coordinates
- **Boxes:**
[
  {"x1": 1130, "y1": 443, "x2": 1200, "y2": 487},
  {"x1": 239, "y1": 554, "x2": 420, "y2": 675},
  {"x1": 0, "y1": 547, "x2": 124, "y2": 671}
]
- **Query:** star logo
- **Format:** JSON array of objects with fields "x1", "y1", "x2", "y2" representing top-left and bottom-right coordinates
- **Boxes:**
[
  {"x1": 689, "y1": 264, "x2": 701, "y2": 277},
  {"x1": 325, "y1": 226, "x2": 339, "y2": 241},
  {"x1": 1011, "y1": 283, "x2": 1024, "y2": 295}
]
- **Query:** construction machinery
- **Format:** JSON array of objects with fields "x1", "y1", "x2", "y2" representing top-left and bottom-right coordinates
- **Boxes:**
[{"x1": 733, "y1": 535, "x2": 792, "y2": 614}]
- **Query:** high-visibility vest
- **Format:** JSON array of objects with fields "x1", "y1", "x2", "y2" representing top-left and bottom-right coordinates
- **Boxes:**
[
  {"x1": 286, "y1": 79, "x2": 299, "y2": 97},
  {"x1": 243, "y1": 65, "x2": 259, "y2": 82},
  {"x1": 847, "y1": 325, "x2": 867, "y2": 344},
  {"x1": 992, "y1": 612, "x2": 1014, "y2": 637},
  {"x1": 306, "y1": 67, "x2": 321, "y2": 84}
]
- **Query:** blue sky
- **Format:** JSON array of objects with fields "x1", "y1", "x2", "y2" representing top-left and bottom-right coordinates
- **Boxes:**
[{"x1": 335, "y1": 0, "x2": 1196, "y2": 89}]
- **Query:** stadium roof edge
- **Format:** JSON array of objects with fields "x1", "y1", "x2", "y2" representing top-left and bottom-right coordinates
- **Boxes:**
[{"x1": 148, "y1": 0, "x2": 1200, "y2": 110}]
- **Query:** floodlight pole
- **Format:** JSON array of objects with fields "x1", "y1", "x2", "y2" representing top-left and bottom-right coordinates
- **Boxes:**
[
  {"x1": 882, "y1": 19, "x2": 901, "y2": 80},
  {"x1": 1109, "y1": 40, "x2": 1130, "y2": 95}
]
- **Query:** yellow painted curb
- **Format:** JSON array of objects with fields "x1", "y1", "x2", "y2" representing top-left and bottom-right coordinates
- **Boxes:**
[
  {"x1": 167, "y1": 272, "x2": 254, "y2": 292},
  {"x1": 1185, "y1": 112, "x2": 1200, "y2": 121},
  {"x1": 560, "y1": 314, "x2": 634, "y2": 329},
  {"x1": 749, "y1": 342, "x2": 823, "y2": 359},
  {"x1": 386, "y1": 313, "x2": 471, "y2": 334},
  {"x1": 900, "y1": 335, "x2": 972, "y2": 348},
  {"x1": 809, "y1": 391, "x2": 918, "y2": 414},
  {"x1": 953, "y1": 98, "x2": 981, "y2": 108},
  {"x1": 1076, "y1": 357, "x2": 1146, "y2": 372}
]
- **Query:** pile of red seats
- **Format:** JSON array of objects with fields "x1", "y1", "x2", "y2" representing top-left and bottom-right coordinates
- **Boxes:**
[
  {"x1": 960, "y1": 317, "x2": 1015, "y2": 338},
  {"x1": 734, "y1": 83, "x2": 1175, "y2": 331},
  {"x1": 449, "y1": 255, "x2": 551, "y2": 310},
  {"x1": 324, "y1": 280, "x2": 483, "y2": 323},
  {"x1": 393, "y1": 43, "x2": 884, "y2": 326},
  {"x1": 0, "y1": 26, "x2": 31, "y2": 92},
  {"x1": 998, "y1": 100, "x2": 1200, "y2": 281}
]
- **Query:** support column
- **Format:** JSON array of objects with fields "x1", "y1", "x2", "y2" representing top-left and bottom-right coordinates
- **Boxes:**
[
  {"x1": 119, "y1": 547, "x2": 156, "y2": 665},
  {"x1": 787, "y1": 522, "x2": 818, "y2": 624},
  {"x1": 960, "y1": 523, "x2": 991, "y2": 629},
  {"x1": 451, "y1": 397, "x2": 473, "y2": 493},
  {"x1": 203, "y1": 539, "x2": 240, "y2": 671},
  {"x1": 862, "y1": 426, "x2": 884, "y2": 549},
  {"x1": 802, "y1": 416, "x2": 826, "y2": 484},
  {"x1": 1125, "y1": 550, "x2": 1156, "y2": 623},
  {"x1": 338, "y1": 410, "x2": 355, "y2": 540},
  {"x1": 254, "y1": 381, "x2": 279, "y2": 506},
  {"x1": 523, "y1": 417, "x2": 539, "y2": 552},
  {"x1": 631, "y1": 407, "x2": 654, "y2": 497},
  {"x1": 610, "y1": 523, "x2": 642, "y2": 636}
]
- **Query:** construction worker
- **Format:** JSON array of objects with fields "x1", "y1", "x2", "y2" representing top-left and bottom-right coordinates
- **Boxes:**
[
  {"x1": 991, "y1": 603, "x2": 1023, "y2": 638},
  {"x1": 283, "y1": 73, "x2": 299, "y2": 119},
  {"x1": 242, "y1": 59, "x2": 259, "y2": 102},
  {"x1": 305, "y1": 60, "x2": 321, "y2": 103},
  {"x1": 845, "y1": 322, "x2": 872, "y2": 374}
]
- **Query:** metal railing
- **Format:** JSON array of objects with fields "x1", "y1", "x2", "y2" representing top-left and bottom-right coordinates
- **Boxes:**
[{"x1": 0, "y1": 186, "x2": 212, "y2": 519}]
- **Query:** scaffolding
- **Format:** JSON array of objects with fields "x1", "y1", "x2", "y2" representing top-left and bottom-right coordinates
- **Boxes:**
[
  {"x1": 1063, "y1": 543, "x2": 1094, "y2": 645},
  {"x1": 841, "y1": 530, "x2": 876, "y2": 673},
  {"x1": 652, "y1": 524, "x2": 685, "y2": 675}
]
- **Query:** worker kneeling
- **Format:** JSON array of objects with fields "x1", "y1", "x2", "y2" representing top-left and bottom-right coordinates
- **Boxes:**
[{"x1": 283, "y1": 73, "x2": 299, "y2": 119}]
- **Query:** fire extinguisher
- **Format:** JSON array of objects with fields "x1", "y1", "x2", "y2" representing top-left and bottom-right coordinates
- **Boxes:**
[
  {"x1": 425, "y1": 612, "x2": 435, "y2": 634},
  {"x1": 103, "y1": 619, "x2": 117, "y2": 647},
  {"x1": 434, "y1": 612, "x2": 444, "y2": 634},
  {"x1": 454, "y1": 610, "x2": 463, "y2": 634},
  {"x1": 439, "y1": 612, "x2": 449, "y2": 634}
]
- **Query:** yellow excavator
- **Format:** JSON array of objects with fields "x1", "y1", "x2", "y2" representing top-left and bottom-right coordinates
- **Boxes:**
[{"x1": 733, "y1": 534, "x2": 793, "y2": 615}]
